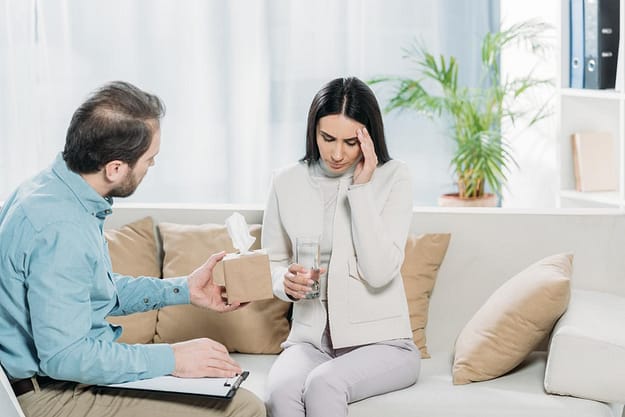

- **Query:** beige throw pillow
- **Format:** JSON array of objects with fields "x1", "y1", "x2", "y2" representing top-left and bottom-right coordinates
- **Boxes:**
[
  {"x1": 105, "y1": 217, "x2": 161, "y2": 344},
  {"x1": 401, "y1": 233, "x2": 451, "y2": 358},
  {"x1": 155, "y1": 223, "x2": 290, "y2": 354},
  {"x1": 452, "y1": 253, "x2": 573, "y2": 385}
]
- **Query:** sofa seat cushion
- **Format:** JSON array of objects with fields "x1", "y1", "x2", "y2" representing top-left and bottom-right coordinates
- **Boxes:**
[
  {"x1": 545, "y1": 289, "x2": 625, "y2": 403},
  {"x1": 233, "y1": 351, "x2": 619, "y2": 417}
]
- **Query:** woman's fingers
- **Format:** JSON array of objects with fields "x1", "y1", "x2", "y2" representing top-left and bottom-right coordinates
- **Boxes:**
[
  {"x1": 284, "y1": 272, "x2": 313, "y2": 298},
  {"x1": 284, "y1": 264, "x2": 317, "y2": 299},
  {"x1": 359, "y1": 128, "x2": 378, "y2": 165},
  {"x1": 354, "y1": 128, "x2": 378, "y2": 184}
]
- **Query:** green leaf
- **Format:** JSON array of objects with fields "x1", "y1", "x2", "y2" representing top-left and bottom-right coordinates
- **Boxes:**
[{"x1": 367, "y1": 19, "x2": 553, "y2": 199}]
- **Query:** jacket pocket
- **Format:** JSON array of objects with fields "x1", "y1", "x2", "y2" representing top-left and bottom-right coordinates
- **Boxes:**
[{"x1": 347, "y1": 257, "x2": 403, "y2": 323}]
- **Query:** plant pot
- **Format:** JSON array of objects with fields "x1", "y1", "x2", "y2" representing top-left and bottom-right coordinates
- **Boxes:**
[{"x1": 437, "y1": 193, "x2": 498, "y2": 207}]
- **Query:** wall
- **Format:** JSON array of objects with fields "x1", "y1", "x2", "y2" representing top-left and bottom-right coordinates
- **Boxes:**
[{"x1": 500, "y1": 0, "x2": 560, "y2": 208}]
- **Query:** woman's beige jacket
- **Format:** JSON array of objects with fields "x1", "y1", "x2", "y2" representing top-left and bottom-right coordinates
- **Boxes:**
[{"x1": 261, "y1": 160, "x2": 413, "y2": 349}]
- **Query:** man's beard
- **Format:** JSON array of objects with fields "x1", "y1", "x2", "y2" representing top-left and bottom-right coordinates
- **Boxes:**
[{"x1": 107, "y1": 170, "x2": 140, "y2": 198}]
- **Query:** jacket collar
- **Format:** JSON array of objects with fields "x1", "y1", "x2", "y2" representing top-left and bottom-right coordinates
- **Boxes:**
[{"x1": 51, "y1": 153, "x2": 113, "y2": 219}]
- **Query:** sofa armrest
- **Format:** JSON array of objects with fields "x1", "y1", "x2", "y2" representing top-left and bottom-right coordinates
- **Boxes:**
[{"x1": 544, "y1": 289, "x2": 625, "y2": 403}]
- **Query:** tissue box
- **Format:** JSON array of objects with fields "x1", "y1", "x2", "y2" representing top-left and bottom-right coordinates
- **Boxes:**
[{"x1": 212, "y1": 250, "x2": 273, "y2": 303}]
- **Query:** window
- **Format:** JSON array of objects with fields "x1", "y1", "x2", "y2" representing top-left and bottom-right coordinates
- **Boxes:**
[{"x1": 0, "y1": 0, "x2": 497, "y2": 205}]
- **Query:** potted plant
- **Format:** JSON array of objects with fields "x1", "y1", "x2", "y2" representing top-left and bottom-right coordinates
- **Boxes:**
[{"x1": 370, "y1": 20, "x2": 553, "y2": 206}]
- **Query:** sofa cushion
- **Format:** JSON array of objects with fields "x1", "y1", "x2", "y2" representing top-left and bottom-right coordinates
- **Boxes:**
[
  {"x1": 401, "y1": 233, "x2": 451, "y2": 358},
  {"x1": 155, "y1": 222, "x2": 290, "y2": 354},
  {"x1": 234, "y1": 351, "x2": 615, "y2": 417},
  {"x1": 104, "y1": 216, "x2": 160, "y2": 344},
  {"x1": 452, "y1": 253, "x2": 572, "y2": 385},
  {"x1": 545, "y1": 289, "x2": 625, "y2": 403}
]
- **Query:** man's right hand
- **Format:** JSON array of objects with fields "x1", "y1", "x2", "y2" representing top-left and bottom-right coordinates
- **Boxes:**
[{"x1": 171, "y1": 338, "x2": 241, "y2": 378}]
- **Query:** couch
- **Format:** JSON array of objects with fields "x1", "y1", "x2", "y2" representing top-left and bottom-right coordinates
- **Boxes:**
[{"x1": 4, "y1": 205, "x2": 625, "y2": 417}]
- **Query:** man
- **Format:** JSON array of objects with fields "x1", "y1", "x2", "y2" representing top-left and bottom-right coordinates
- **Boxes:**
[{"x1": 0, "y1": 81, "x2": 266, "y2": 417}]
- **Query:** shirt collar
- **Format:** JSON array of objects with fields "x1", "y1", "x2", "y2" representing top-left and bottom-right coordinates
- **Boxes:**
[
  {"x1": 51, "y1": 153, "x2": 113, "y2": 219},
  {"x1": 312, "y1": 159, "x2": 357, "y2": 179}
]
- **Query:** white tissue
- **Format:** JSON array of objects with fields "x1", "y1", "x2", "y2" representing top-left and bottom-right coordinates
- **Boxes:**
[{"x1": 225, "y1": 212, "x2": 256, "y2": 255}]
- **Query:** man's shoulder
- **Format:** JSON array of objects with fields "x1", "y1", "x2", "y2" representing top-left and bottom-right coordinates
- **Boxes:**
[{"x1": 6, "y1": 171, "x2": 86, "y2": 233}]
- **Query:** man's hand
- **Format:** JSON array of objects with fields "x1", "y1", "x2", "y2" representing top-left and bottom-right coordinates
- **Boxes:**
[
  {"x1": 171, "y1": 338, "x2": 242, "y2": 378},
  {"x1": 187, "y1": 251, "x2": 242, "y2": 312}
]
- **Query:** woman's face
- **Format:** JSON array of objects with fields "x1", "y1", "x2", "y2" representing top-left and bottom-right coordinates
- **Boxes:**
[{"x1": 316, "y1": 114, "x2": 364, "y2": 174}]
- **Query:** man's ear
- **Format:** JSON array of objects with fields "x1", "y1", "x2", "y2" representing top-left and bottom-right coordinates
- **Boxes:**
[{"x1": 102, "y1": 160, "x2": 129, "y2": 183}]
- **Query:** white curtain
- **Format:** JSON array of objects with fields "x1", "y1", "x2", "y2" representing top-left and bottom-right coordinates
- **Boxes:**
[{"x1": 0, "y1": 0, "x2": 496, "y2": 205}]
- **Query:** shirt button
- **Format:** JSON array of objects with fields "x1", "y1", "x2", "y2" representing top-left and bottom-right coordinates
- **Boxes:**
[
  {"x1": 173, "y1": 288, "x2": 180, "y2": 294},
  {"x1": 143, "y1": 298, "x2": 149, "y2": 304}
]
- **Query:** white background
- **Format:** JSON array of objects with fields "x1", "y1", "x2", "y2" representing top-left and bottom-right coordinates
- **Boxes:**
[{"x1": 0, "y1": 0, "x2": 562, "y2": 207}]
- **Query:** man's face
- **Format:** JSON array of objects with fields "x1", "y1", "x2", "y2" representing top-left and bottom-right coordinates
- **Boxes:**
[{"x1": 108, "y1": 126, "x2": 161, "y2": 198}]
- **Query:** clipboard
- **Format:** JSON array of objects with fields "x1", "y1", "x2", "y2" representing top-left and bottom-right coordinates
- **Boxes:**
[{"x1": 100, "y1": 371, "x2": 249, "y2": 400}]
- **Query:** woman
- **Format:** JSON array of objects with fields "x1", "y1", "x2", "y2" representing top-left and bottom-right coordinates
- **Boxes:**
[{"x1": 262, "y1": 77, "x2": 420, "y2": 417}]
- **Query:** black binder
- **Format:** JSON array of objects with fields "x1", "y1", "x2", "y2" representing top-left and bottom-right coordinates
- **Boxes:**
[{"x1": 583, "y1": 0, "x2": 620, "y2": 89}]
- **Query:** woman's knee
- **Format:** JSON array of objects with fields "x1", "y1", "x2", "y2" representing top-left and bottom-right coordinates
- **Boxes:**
[
  {"x1": 303, "y1": 366, "x2": 348, "y2": 403},
  {"x1": 265, "y1": 375, "x2": 306, "y2": 417}
]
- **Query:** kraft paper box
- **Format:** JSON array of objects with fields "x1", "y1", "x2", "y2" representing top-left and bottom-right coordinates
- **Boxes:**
[{"x1": 212, "y1": 250, "x2": 273, "y2": 303}]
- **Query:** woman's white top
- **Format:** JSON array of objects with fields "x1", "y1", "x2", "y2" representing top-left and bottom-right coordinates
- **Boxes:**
[
  {"x1": 313, "y1": 160, "x2": 354, "y2": 300},
  {"x1": 262, "y1": 159, "x2": 413, "y2": 349}
]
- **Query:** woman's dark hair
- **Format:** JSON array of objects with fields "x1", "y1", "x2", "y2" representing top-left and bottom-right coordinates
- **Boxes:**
[
  {"x1": 301, "y1": 77, "x2": 391, "y2": 164},
  {"x1": 62, "y1": 81, "x2": 165, "y2": 173}
]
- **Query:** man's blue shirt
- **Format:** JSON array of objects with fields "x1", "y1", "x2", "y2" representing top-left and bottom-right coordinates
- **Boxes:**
[{"x1": 0, "y1": 154, "x2": 189, "y2": 384}]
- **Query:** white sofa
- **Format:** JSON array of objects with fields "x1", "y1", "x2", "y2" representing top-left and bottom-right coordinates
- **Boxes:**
[{"x1": 3, "y1": 205, "x2": 625, "y2": 417}]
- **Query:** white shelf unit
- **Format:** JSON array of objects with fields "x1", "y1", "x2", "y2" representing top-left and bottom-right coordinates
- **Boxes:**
[{"x1": 558, "y1": 0, "x2": 625, "y2": 209}]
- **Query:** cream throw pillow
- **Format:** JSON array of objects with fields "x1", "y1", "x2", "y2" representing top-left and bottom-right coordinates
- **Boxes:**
[
  {"x1": 452, "y1": 253, "x2": 572, "y2": 385},
  {"x1": 105, "y1": 217, "x2": 161, "y2": 344},
  {"x1": 401, "y1": 233, "x2": 451, "y2": 358},
  {"x1": 155, "y1": 222, "x2": 291, "y2": 354}
]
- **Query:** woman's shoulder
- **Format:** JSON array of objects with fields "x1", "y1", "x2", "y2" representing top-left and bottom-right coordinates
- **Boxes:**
[
  {"x1": 273, "y1": 161, "x2": 306, "y2": 176},
  {"x1": 272, "y1": 161, "x2": 309, "y2": 185},
  {"x1": 378, "y1": 159, "x2": 411, "y2": 180}
]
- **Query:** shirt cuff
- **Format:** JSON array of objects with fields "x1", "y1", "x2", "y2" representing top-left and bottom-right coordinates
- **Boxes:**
[
  {"x1": 272, "y1": 266, "x2": 292, "y2": 302},
  {"x1": 347, "y1": 181, "x2": 373, "y2": 207},
  {"x1": 160, "y1": 276, "x2": 190, "y2": 306},
  {"x1": 143, "y1": 343, "x2": 176, "y2": 378},
  {"x1": 347, "y1": 182, "x2": 368, "y2": 191}
]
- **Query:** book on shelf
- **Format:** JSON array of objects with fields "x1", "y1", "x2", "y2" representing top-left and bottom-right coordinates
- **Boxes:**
[{"x1": 571, "y1": 131, "x2": 618, "y2": 192}]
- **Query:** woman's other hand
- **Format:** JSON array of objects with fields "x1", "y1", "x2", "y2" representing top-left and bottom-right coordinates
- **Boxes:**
[{"x1": 353, "y1": 127, "x2": 378, "y2": 185}]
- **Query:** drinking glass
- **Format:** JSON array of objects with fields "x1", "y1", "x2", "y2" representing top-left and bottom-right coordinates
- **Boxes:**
[{"x1": 295, "y1": 236, "x2": 320, "y2": 299}]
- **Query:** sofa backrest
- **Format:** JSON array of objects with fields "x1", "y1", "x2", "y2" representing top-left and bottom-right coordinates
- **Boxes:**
[
  {"x1": 411, "y1": 209, "x2": 625, "y2": 353},
  {"x1": 105, "y1": 205, "x2": 625, "y2": 354}
]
